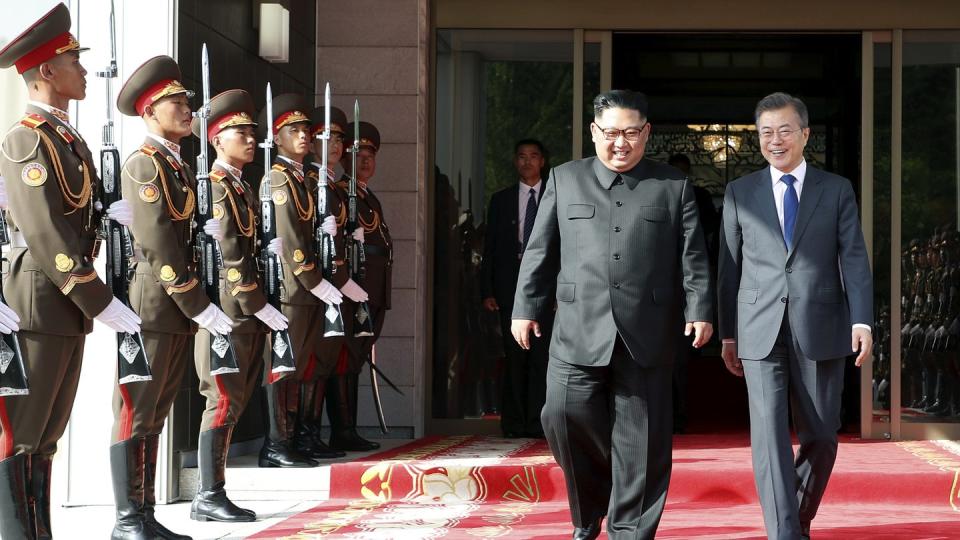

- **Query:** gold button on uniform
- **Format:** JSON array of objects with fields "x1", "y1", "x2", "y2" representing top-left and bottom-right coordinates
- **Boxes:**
[
  {"x1": 55, "y1": 253, "x2": 74, "y2": 273},
  {"x1": 160, "y1": 265, "x2": 177, "y2": 282},
  {"x1": 293, "y1": 249, "x2": 305, "y2": 263},
  {"x1": 226, "y1": 268, "x2": 241, "y2": 282}
]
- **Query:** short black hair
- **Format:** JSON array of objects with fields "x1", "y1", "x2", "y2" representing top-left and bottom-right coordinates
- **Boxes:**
[
  {"x1": 593, "y1": 90, "x2": 648, "y2": 120},
  {"x1": 754, "y1": 92, "x2": 809, "y2": 128},
  {"x1": 514, "y1": 138, "x2": 545, "y2": 156},
  {"x1": 668, "y1": 153, "x2": 691, "y2": 168}
]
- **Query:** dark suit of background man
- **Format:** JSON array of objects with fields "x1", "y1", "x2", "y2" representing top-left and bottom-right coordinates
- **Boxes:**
[
  {"x1": 512, "y1": 90, "x2": 714, "y2": 540},
  {"x1": 718, "y1": 92, "x2": 873, "y2": 540},
  {"x1": 480, "y1": 139, "x2": 553, "y2": 438}
]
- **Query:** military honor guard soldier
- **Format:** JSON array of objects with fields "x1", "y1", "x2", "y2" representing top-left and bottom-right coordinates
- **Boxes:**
[
  {"x1": 111, "y1": 55, "x2": 235, "y2": 540},
  {"x1": 336, "y1": 121, "x2": 391, "y2": 451},
  {"x1": 188, "y1": 89, "x2": 289, "y2": 522},
  {"x1": 302, "y1": 105, "x2": 369, "y2": 458},
  {"x1": 0, "y1": 4, "x2": 142, "y2": 539},
  {"x1": 257, "y1": 94, "x2": 344, "y2": 468}
]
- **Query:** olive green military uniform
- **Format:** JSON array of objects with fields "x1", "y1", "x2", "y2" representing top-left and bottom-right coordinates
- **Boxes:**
[{"x1": 113, "y1": 138, "x2": 207, "y2": 442}]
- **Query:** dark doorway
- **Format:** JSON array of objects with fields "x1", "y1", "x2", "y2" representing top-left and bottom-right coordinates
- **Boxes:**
[{"x1": 612, "y1": 33, "x2": 863, "y2": 433}]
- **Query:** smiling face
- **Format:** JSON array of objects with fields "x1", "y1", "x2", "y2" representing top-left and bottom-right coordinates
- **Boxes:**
[
  {"x1": 310, "y1": 129, "x2": 345, "y2": 166},
  {"x1": 146, "y1": 94, "x2": 193, "y2": 141},
  {"x1": 756, "y1": 106, "x2": 809, "y2": 173},
  {"x1": 276, "y1": 122, "x2": 310, "y2": 160},
  {"x1": 591, "y1": 107, "x2": 649, "y2": 173},
  {"x1": 213, "y1": 125, "x2": 257, "y2": 168}
]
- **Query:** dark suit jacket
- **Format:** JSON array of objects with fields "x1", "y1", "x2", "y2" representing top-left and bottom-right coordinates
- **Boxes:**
[
  {"x1": 717, "y1": 165, "x2": 873, "y2": 361},
  {"x1": 512, "y1": 157, "x2": 713, "y2": 367},
  {"x1": 480, "y1": 184, "x2": 545, "y2": 313}
]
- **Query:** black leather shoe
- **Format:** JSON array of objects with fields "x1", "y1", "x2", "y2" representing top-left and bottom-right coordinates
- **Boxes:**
[
  {"x1": 502, "y1": 431, "x2": 523, "y2": 439},
  {"x1": 259, "y1": 440, "x2": 317, "y2": 468},
  {"x1": 293, "y1": 432, "x2": 347, "y2": 460},
  {"x1": 573, "y1": 518, "x2": 602, "y2": 540}
]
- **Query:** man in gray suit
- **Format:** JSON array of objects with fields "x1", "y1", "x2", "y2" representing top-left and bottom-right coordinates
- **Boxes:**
[
  {"x1": 718, "y1": 92, "x2": 873, "y2": 540},
  {"x1": 512, "y1": 90, "x2": 713, "y2": 540}
]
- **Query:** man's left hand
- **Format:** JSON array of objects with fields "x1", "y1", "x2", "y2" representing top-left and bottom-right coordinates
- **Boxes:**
[
  {"x1": 685, "y1": 321, "x2": 713, "y2": 348},
  {"x1": 852, "y1": 327, "x2": 873, "y2": 367}
]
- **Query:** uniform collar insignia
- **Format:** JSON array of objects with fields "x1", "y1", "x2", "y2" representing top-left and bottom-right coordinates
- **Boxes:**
[
  {"x1": 213, "y1": 159, "x2": 243, "y2": 181},
  {"x1": 28, "y1": 100, "x2": 71, "y2": 127},
  {"x1": 146, "y1": 133, "x2": 182, "y2": 164}
]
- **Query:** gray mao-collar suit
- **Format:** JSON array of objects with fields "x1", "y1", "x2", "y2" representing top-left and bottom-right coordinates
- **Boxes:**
[
  {"x1": 513, "y1": 156, "x2": 713, "y2": 538},
  {"x1": 718, "y1": 164, "x2": 873, "y2": 539}
]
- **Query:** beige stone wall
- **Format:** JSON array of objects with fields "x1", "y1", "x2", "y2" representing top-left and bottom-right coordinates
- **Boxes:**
[{"x1": 317, "y1": 0, "x2": 426, "y2": 436}]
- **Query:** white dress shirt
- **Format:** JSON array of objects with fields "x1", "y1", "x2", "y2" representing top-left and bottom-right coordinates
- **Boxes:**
[{"x1": 517, "y1": 180, "x2": 541, "y2": 245}]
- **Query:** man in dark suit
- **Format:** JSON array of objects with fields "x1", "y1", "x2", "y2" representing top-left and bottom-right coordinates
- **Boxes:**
[
  {"x1": 512, "y1": 90, "x2": 713, "y2": 540},
  {"x1": 718, "y1": 92, "x2": 873, "y2": 540},
  {"x1": 481, "y1": 138, "x2": 552, "y2": 438}
]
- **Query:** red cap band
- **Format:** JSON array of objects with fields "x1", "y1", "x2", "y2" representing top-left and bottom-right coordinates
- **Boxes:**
[
  {"x1": 273, "y1": 110, "x2": 309, "y2": 134},
  {"x1": 14, "y1": 32, "x2": 78, "y2": 74}
]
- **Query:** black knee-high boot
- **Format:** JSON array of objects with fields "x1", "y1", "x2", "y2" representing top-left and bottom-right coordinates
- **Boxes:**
[
  {"x1": 294, "y1": 378, "x2": 344, "y2": 460},
  {"x1": 28, "y1": 454, "x2": 52, "y2": 539},
  {"x1": 259, "y1": 380, "x2": 316, "y2": 468},
  {"x1": 110, "y1": 439, "x2": 151, "y2": 540},
  {"x1": 143, "y1": 434, "x2": 191, "y2": 540},
  {"x1": 191, "y1": 425, "x2": 255, "y2": 522},
  {"x1": 328, "y1": 373, "x2": 380, "y2": 452},
  {"x1": 0, "y1": 454, "x2": 33, "y2": 540}
]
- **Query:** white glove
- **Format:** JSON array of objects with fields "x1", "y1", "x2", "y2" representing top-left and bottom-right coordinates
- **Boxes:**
[
  {"x1": 352, "y1": 227, "x2": 364, "y2": 243},
  {"x1": 203, "y1": 218, "x2": 224, "y2": 242},
  {"x1": 268, "y1": 237, "x2": 283, "y2": 256},
  {"x1": 321, "y1": 215, "x2": 337, "y2": 237},
  {"x1": 191, "y1": 303, "x2": 234, "y2": 336},
  {"x1": 0, "y1": 175, "x2": 7, "y2": 210},
  {"x1": 254, "y1": 303, "x2": 288, "y2": 331},
  {"x1": 339, "y1": 278, "x2": 369, "y2": 303},
  {"x1": 0, "y1": 301, "x2": 20, "y2": 334},
  {"x1": 95, "y1": 297, "x2": 142, "y2": 334},
  {"x1": 310, "y1": 279, "x2": 343, "y2": 305},
  {"x1": 106, "y1": 200, "x2": 133, "y2": 227}
]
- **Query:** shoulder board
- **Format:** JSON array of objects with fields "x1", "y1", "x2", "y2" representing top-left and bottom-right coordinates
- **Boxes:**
[
  {"x1": 210, "y1": 170, "x2": 227, "y2": 183},
  {"x1": 306, "y1": 169, "x2": 318, "y2": 179},
  {"x1": 335, "y1": 179, "x2": 349, "y2": 189},
  {"x1": 271, "y1": 163, "x2": 286, "y2": 172},
  {"x1": 139, "y1": 144, "x2": 159, "y2": 156},
  {"x1": 19, "y1": 113, "x2": 47, "y2": 129}
]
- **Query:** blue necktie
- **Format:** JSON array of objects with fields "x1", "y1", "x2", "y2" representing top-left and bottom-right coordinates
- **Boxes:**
[
  {"x1": 781, "y1": 174, "x2": 799, "y2": 250},
  {"x1": 522, "y1": 188, "x2": 538, "y2": 251}
]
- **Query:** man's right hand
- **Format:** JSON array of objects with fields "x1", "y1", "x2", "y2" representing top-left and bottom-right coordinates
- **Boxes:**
[
  {"x1": 482, "y1": 297, "x2": 499, "y2": 312},
  {"x1": 721, "y1": 340, "x2": 744, "y2": 377},
  {"x1": 511, "y1": 319, "x2": 541, "y2": 350}
]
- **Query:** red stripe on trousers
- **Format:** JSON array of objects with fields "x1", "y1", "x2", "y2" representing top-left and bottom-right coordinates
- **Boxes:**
[
  {"x1": 212, "y1": 375, "x2": 230, "y2": 428},
  {"x1": 0, "y1": 398, "x2": 12, "y2": 459},
  {"x1": 335, "y1": 345, "x2": 349, "y2": 375},
  {"x1": 303, "y1": 353, "x2": 317, "y2": 381},
  {"x1": 118, "y1": 384, "x2": 134, "y2": 441}
]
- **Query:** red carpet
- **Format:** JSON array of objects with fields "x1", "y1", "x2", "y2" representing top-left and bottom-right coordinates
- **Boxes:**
[{"x1": 251, "y1": 435, "x2": 960, "y2": 539}]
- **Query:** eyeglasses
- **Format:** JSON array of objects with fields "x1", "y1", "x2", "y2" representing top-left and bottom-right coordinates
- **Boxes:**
[
  {"x1": 594, "y1": 123, "x2": 648, "y2": 142},
  {"x1": 758, "y1": 127, "x2": 805, "y2": 141}
]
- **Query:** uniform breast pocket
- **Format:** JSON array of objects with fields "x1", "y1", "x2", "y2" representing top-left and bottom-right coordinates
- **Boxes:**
[
  {"x1": 640, "y1": 206, "x2": 669, "y2": 223},
  {"x1": 567, "y1": 204, "x2": 595, "y2": 219}
]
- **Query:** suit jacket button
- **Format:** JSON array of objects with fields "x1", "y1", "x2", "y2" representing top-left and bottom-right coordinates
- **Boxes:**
[
  {"x1": 614, "y1": 226, "x2": 622, "y2": 232},
  {"x1": 780, "y1": 297, "x2": 788, "y2": 303},
  {"x1": 616, "y1": 201, "x2": 623, "y2": 207},
  {"x1": 613, "y1": 253, "x2": 621, "y2": 260},
  {"x1": 613, "y1": 282, "x2": 621, "y2": 289},
  {"x1": 786, "y1": 267, "x2": 793, "y2": 273}
]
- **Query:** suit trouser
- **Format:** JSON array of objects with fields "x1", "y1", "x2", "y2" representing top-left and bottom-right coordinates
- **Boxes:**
[
  {"x1": 112, "y1": 331, "x2": 192, "y2": 442},
  {"x1": 742, "y1": 316, "x2": 844, "y2": 540},
  {"x1": 0, "y1": 331, "x2": 84, "y2": 457},
  {"x1": 195, "y1": 331, "x2": 265, "y2": 432},
  {"x1": 498, "y1": 312, "x2": 552, "y2": 435},
  {"x1": 541, "y1": 343, "x2": 673, "y2": 540}
]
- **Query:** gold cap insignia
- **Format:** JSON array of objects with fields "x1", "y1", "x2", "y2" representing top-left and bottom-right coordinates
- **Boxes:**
[
  {"x1": 139, "y1": 184, "x2": 160, "y2": 203},
  {"x1": 21, "y1": 163, "x2": 47, "y2": 186},
  {"x1": 226, "y1": 268, "x2": 242, "y2": 283},
  {"x1": 213, "y1": 203, "x2": 225, "y2": 220},
  {"x1": 293, "y1": 249, "x2": 305, "y2": 263},
  {"x1": 55, "y1": 253, "x2": 74, "y2": 273},
  {"x1": 272, "y1": 190, "x2": 288, "y2": 206},
  {"x1": 160, "y1": 265, "x2": 177, "y2": 282}
]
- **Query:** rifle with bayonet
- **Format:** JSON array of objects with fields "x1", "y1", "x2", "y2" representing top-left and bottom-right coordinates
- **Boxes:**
[
  {"x1": 346, "y1": 99, "x2": 375, "y2": 338},
  {"x1": 0, "y1": 193, "x2": 27, "y2": 397},
  {"x1": 98, "y1": 0, "x2": 151, "y2": 385},
  {"x1": 315, "y1": 83, "x2": 345, "y2": 338},
  {"x1": 258, "y1": 83, "x2": 296, "y2": 377},
  {"x1": 194, "y1": 43, "x2": 239, "y2": 376}
]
